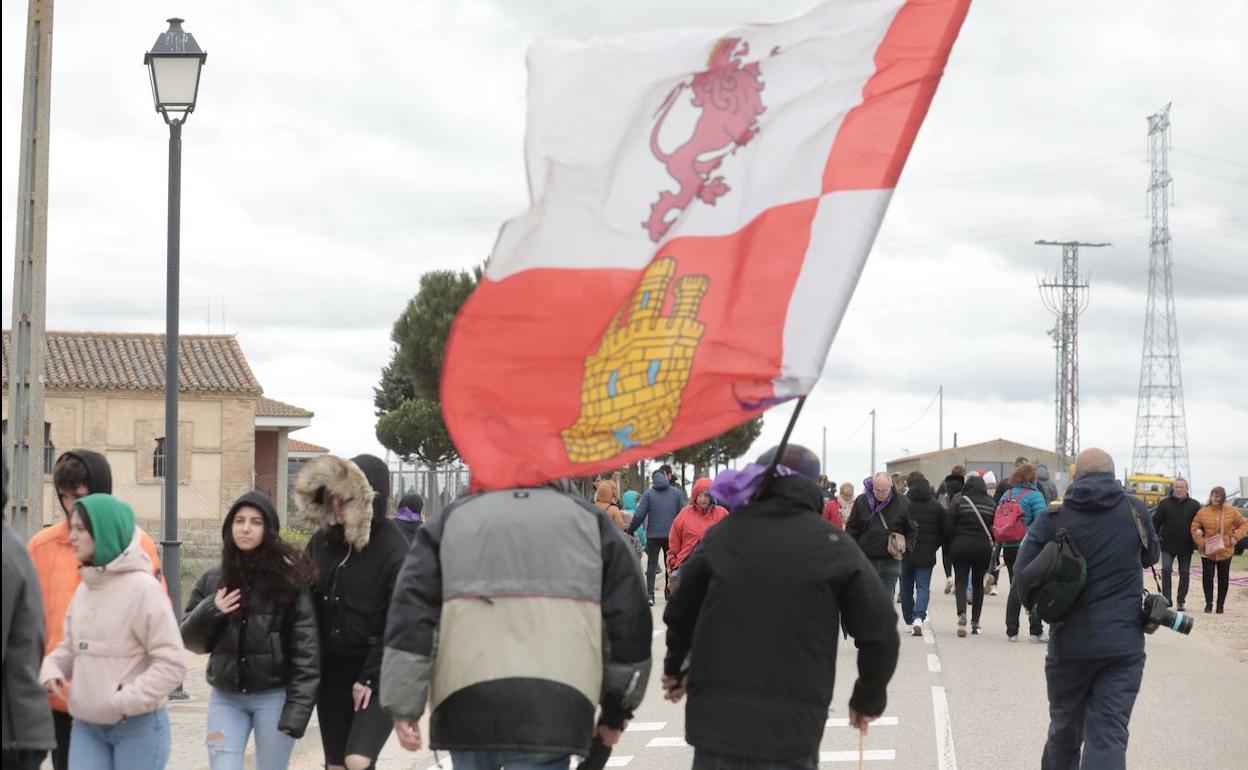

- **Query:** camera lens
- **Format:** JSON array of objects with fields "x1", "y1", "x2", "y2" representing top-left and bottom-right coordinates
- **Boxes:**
[{"x1": 1168, "y1": 610, "x2": 1193, "y2": 635}]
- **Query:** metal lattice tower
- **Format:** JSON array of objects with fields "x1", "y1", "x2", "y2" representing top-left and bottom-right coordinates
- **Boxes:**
[
  {"x1": 1132, "y1": 103, "x2": 1190, "y2": 480},
  {"x1": 1037, "y1": 240, "x2": 1109, "y2": 467}
]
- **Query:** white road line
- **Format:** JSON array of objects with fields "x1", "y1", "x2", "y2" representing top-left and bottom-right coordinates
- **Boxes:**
[
  {"x1": 627, "y1": 721, "x2": 667, "y2": 731},
  {"x1": 922, "y1": 626, "x2": 936, "y2": 645},
  {"x1": 646, "y1": 736, "x2": 689, "y2": 748},
  {"x1": 819, "y1": 749, "x2": 896, "y2": 762},
  {"x1": 927, "y1": 653, "x2": 942, "y2": 672},
  {"x1": 826, "y1": 716, "x2": 898, "y2": 727},
  {"x1": 932, "y1": 685, "x2": 959, "y2": 770},
  {"x1": 606, "y1": 756, "x2": 634, "y2": 767},
  {"x1": 652, "y1": 630, "x2": 664, "y2": 639}
]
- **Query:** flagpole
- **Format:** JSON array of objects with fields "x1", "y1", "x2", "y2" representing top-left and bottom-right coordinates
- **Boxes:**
[{"x1": 752, "y1": 396, "x2": 807, "y2": 502}]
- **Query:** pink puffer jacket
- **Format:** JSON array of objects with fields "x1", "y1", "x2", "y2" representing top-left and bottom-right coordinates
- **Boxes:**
[{"x1": 39, "y1": 531, "x2": 187, "y2": 725}]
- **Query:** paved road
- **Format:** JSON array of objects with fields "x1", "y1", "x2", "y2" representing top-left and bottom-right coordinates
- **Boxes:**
[{"x1": 266, "y1": 565, "x2": 1245, "y2": 770}]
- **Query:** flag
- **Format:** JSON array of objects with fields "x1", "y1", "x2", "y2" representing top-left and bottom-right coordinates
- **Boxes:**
[{"x1": 443, "y1": 0, "x2": 971, "y2": 489}]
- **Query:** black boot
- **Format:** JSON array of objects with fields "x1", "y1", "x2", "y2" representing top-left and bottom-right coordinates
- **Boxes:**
[{"x1": 1204, "y1": 603, "x2": 1213, "y2": 613}]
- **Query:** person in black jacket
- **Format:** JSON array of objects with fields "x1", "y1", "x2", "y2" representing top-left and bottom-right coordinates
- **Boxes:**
[
  {"x1": 936, "y1": 466, "x2": 966, "y2": 595},
  {"x1": 295, "y1": 454, "x2": 408, "y2": 770},
  {"x1": 392, "y1": 493, "x2": 424, "y2": 544},
  {"x1": 947, "y1": 474, "x2": 995, "y2": 637},
  {"x1": 380, "y1": 481, "x2": 651, "y2": 768},
  {"x1": 662, "y1": 445, "x2": 899, "y2": 769},
  {"x1": 1149, "y1": 478, "x2": 1200, "y2": 611},
  {"x1": 181, "y1": 491, "x2": 320, "y2": 769},
  {"x1": 900, "y1": 475, "x2": 944, "y2": 636},
  {"x1": 2, "y1": 456, "x2": 57, "y2": 770},
  {"x1": 845, "y1": 472, "x2": 915, "y2": 598}
]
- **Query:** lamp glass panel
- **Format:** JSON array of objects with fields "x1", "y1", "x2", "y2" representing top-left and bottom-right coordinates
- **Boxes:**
[{"x1": 150, "y1": 56, "x2": 201, "y2": 107}]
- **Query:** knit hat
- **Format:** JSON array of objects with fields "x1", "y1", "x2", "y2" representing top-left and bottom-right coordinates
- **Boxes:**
[
  {"x1": 983, "y1": 470, "x2": 998, "y2": 487},
  {"x1": 76, "y1": 494, "x2": 136, "y2": 566},
  {"x1": 755, "y1": 444, "x2": 820, "y2": 480}
]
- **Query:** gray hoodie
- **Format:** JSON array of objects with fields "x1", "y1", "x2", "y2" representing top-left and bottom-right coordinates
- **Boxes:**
[{"x1": 627, "y1": 471, "x2": 685, "y2": 539}]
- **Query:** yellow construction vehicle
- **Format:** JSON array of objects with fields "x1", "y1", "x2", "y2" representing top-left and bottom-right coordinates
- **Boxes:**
[{"x1": 1125, "y1": 474, "x2": 1173, "y2": 508}]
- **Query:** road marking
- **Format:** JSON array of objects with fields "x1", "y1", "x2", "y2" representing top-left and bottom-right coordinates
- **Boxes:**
[
  {"x1": 626, "y1": 721, "x2": 667, "y2": 731},
  {"x1": 932, "y1": 685, "x2": 958, "y2": 770},
  {"x1": 572, "y1": 757, "x2": 633, "y2": 768},
  {"x1": 819, "y1": 750, "x2": 896, "y2": 762},
  {"x1": 927, "y1": 653, "x2": 942, "y2": 672},
  {"x1": 826, "y1": 717, "x2": 899, "y2": 727},
  {"x1": 922, "y1": 626, "x2": 936, "y2": 645},
  {"x1": 646, "y1": 736, "x2": 689, "y2": 747},
  {"x1": 652, "y1": 630, "x2": 664, "y2": 639}
]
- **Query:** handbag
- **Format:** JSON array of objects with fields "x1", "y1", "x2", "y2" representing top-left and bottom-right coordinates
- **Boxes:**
[
  {"x1": 879, "y1": 512, "x2": 906, "y2": 560},
  {"x1": 1203, "y1": 507, "x2": 1225, "y2": 557}
]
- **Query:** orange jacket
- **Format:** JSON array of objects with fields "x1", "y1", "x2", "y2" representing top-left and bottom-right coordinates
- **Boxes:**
[
  {"x1": 1191, "y1": 504, "x2": 1248, "y2": 562},
  {"x1": 667, "y1": 478, "x2": 728, "y2": 571},
  {"x1": 27, "y1": 520, "x2": 166, "y2": 712}
]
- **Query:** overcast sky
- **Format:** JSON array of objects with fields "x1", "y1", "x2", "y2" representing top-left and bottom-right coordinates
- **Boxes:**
[{"x1": 4, "y1": 1, "x2": 1245, "y2": 498}]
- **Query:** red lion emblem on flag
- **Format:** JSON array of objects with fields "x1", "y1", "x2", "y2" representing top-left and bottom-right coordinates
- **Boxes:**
[{"x1": 643, "y1": 38, "x2": 773, "y2": 242}]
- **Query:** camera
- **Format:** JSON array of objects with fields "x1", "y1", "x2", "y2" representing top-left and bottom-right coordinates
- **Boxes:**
[{"x1": 1141, "y1": 593, "x2": 1193, "y2": 635}]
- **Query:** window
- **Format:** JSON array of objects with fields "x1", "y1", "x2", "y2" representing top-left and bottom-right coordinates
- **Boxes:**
[
  {"x1": 43, "y1": 422, "x2": 54, "y2": 474},
  {"x1": 153, "y1": 436, "x2": 166, "y2": 478}
]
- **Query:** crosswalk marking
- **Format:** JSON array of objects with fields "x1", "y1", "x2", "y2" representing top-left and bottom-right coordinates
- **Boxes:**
[
  {"x1": 820, "y1": 749, "x2": 896, "y2": 762},
  {"x1": 626, "y1": 721, "x2": 667, "y2": 732},
  {"x1": 646, "y1": 736, "x2": 690, "y2": 747},
  {"x1": 826, "y1": 716, "x2": 899, "y2": 727}
]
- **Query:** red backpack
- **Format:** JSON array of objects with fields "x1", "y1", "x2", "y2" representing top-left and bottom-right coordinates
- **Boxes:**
[{"x1": 992, "y1": 488, "x2": 1030, "y2": 544}]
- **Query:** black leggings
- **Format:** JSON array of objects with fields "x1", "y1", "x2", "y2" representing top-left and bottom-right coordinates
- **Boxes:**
[
  {"x1": 954, "y1": 554, "x2": 990, "y2": 624},
  {"x1": 644, "y1": 537, "x2": 670, "y2": 598},
  {"x1": 51, "y1": 709, "x2": 71, "y2": 770},
  {"x1": 1200, "y1": 558, "x2": 1231, "y2": 609},
  {"x1": 318, "y1": 656, "x2": 394, "y2": 767}
]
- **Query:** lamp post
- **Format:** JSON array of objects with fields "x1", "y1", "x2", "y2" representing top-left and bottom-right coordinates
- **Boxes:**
[{"x1": 145, "y1": 18, "x2": 206, "y2": 621}]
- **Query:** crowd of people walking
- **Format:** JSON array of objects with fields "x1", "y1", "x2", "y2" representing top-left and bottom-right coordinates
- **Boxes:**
[{"x1": 2, "y1": 444, "x2": 1244, "y2": 769}]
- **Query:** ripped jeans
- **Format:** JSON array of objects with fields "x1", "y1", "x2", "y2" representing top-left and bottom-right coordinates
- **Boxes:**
[{"x1": 206, "y1": 687, "x2": 295, "y2": 770}]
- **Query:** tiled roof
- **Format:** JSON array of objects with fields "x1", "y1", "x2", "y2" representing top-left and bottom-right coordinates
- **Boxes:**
[
  {"x1": 3, "y1": 330, "x2": 262, "y2": 395},
  {"x1": 256, "y1": 396, "x2": 314, "y2": 418},
  {"x1": 288, "y1": 438, "x2": 329, "y2": 454}
]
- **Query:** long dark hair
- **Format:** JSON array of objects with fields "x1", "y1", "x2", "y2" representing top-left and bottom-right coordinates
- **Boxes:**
[{"x1": 221, "y1": 507, "x2": 316, "y2": 611}]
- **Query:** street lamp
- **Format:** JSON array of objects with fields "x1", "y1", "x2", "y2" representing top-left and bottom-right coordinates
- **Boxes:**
[{"x1": 145, "y1": 18, "x2": 205, "y2": 624}]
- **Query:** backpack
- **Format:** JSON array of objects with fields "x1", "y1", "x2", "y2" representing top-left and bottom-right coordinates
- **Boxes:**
[
  {"x1": 1015, "y1": 508, "x2": 1087, "y2": 623},
  {"x1": 992, "y1": 488, "x2": 1030, "y2": 544}
]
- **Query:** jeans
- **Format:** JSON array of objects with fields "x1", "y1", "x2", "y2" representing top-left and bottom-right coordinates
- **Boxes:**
[
  {"x1": 644, "y1": 537, "x2": 670, "y2": 598},
  {"x1": 693, "y1": 749, "x2": 819, "y2": 770},
  {"x1": 868, "y1": 558, "x2": 901, "y2": 599},
  {"x1": 450, "y1": 751, "x2": 570, "y2": 769},
  {"x1": 1003, "y1": 547, "x2": 1043, "y2": 637},
  {"x1": 69, "y1": 708, "x2": 170, "y2": 770},
  {"x1": 899, "y1": 563, "x2": 934, "y2": 623},
  {"x1": 1200, "y1": 557, "x2": 1230, "y2": 609},
  {"x1": 205, "y1": 687, "x2": 295, "y2": 770},
  {"x1": 1042, "y1": 652, "x2": 1145, "y2": 770},
  {"x1": 1160, "y1": 550, "x2": 1191, "y2": 607}
]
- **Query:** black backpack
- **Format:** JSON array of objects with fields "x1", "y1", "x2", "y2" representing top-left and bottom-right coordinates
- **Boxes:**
[{"x1": 1016, "y1": 506, "x2": 1087, "y2": 623}]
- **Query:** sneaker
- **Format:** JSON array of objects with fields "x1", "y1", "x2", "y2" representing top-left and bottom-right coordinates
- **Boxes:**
[
  {"x1": 1204, "y1": 604, "x2": 1213, "y2": 614},
  {"x1": 971, "y1": 622, "x2": 981, "y2": 635},
  {"x1": 957, "y1": 614, "x2": 967, "y2": 638},
  {"x1": 912, "y1": 622, "x2": 923, "y2": 637},
  {"x1": 1030, "y1": 633, "x2": 1046, "y2": 644},
  {"x1": 1007, "y1": 634, "x2": 1019, "y2": 642},
  {"x1": 983, "y1": 573, "x2": 996, "y2": 592},
  {"x1": 990, "y1": 587, "x2": 999, "y2": 596},
  {"x1": 1216, "y1": 606, "x2": 1224, "y2": 614},
  {"x1": 945, "y1": 577, "x2": 954, "y2": 595},
  {"x1": 1176, "y1": 604, "x2": 1185, "y2": 612},
  {"x1": 649, "y1": 596, "x2": 656, "y2": 607}
]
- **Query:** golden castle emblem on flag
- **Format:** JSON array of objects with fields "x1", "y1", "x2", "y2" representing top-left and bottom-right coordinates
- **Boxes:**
[{"x1": 562, "y1": 257, "x2": 708, "y2": 463}]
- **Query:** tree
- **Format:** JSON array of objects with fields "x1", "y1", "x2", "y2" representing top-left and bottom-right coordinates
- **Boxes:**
[
  {"x1": 375, "y1": 265, "x2": 482, "y2": 467},
  {"x1": 671, "y1": 416, "x2": 764, "y2": 478}
]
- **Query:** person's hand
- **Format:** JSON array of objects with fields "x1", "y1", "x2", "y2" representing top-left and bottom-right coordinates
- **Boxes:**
[
  {"x1": 352, "y1": 682, "x2": 373, "y2": 712},
  {"x1": 43, "y1": 678, "x2": 69, "y2": 701},
  {"x1": 661, "y1": 673, "x2": 687, "y2": 703},
  {"x1": 848, "y1": 709, "x2": 877, "y2": 733},
  {"x1": 596, "y1": 721, "x2": 625, "y2": 746},
  {"x1": 213, "y1": 587, "x2": 242, "y2": 615},
  {"x1": 395, "y1": 718, "x2": 423, "y2": 751}
]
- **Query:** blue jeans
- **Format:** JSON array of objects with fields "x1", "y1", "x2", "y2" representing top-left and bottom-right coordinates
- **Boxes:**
[
  {"x1": 693, "y1": 749, "x2": 819, "y2": 769},
  {"x1": 1042, "y1": 652, "x2": 1145, "y2": 770},
  {"x1": 69, "y1": 708, "x2": 170, "y2": 770},
  {"x1": 450, "y1": 751, "x2": 570, "y2": 770},
  {"x1": 206, "y1": 688, "x2": 295, "y2": 770},
  {"x1": 899, "y1": 563, "x2": 934, "y2": 623},
  {"x1": 868, "y1": 557, "x2": 901, "y2": 599}
]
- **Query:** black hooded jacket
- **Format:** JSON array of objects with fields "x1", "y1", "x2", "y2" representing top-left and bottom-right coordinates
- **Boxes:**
[
  {"x1": 393, "y1": 493, "x2": 424, "y2": 544},
  {"x1": 904, "y1": 481, "x2": 945, "y2": 568},
  {"x1": 181, "y1": 491, "x2": 320, "y2": 737},
  {"x1": 1151, "y1": 493, "x2": 1201, "y2": 554},
  {"x1": 663, "y1": 475, "x2": 900, "y2": 760},
  {"x1": 59, "y1": 449, "x2": 113, "y2": 495},
  {"x1": 947, "y1": 475, "x2": 995, "y2": 560}
]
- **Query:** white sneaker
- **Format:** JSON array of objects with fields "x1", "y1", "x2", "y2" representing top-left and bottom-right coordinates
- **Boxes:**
[
  {"x1": 990, "y1": 587, "x2": 999, "y2": 596},
  {"x1": 912, "y1": 621, "x2": 923, "y2": 637},
  {"x1": 944, "y1": 577, "x2": 954, "y2": 594},
  {"x1": 1007, "y1": 634, "x2": 1019, "y2": 642}
]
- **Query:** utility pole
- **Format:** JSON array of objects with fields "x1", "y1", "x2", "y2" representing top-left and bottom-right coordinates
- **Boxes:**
[
  {"x1": 938, "y1": 385, "x2": 943, "y2": 450},
  {"x1": 1132, "y1": 104, "x2": 1190, "y2": 481},
  {"x1": 822, "y1": 425, "x2": 827, "y2": 473},
  {"x1": 1037, "y1": 239, "x2": 1109, "y2": 470},
  {"x1": 869, "y1": 409, "x2": 876, "y2": 476},
  {"x1": 6, "y1": 0, "x2": 53, "y2": 538}
]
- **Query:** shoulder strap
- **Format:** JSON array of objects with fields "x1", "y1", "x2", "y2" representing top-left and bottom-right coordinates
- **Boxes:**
[
  {"x1": 877, "y1": 509, "x2": 891, "y2": 534},
  {"x1": 962, "y1": 497, "x2": 993, "y2": 541},
  {"x1": 1127, "y1": 500, "x2": 1149, "y2": 551}
]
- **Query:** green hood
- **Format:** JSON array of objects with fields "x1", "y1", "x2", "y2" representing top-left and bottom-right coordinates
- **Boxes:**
[{"x1": 77, "y1": 494, "x2": 136, "y2": 566}]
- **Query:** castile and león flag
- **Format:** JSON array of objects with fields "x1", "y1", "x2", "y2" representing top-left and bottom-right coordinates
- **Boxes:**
[{"x1": 442, "y1": 0, "x2": 972, "y2": 489}]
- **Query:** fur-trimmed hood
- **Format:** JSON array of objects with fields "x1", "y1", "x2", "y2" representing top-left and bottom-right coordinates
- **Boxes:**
[{"x1": 293, "y1": 455, "x2": 375, "y2": 549}]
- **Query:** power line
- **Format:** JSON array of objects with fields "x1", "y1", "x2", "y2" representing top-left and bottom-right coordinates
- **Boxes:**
[{"x1": 877, "y1": 388, "x2": 942, "y2": 434}]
